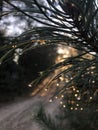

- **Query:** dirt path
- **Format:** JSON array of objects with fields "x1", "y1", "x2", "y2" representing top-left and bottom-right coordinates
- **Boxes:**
[{"x1": 0, "y1": 95, "x2": 60, "y2": 130}]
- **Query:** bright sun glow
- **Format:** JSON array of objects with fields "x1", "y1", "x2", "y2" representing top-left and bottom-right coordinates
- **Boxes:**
[
  {"x1": 57, "y1": 47, "x2": 70, "y2": 55},
  {"x1": 57, "y1": 48, "x2": 65, "y2": 54}
]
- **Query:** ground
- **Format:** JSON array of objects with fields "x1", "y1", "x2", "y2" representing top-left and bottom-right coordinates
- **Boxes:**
[{"x1": 0, "y1": 95, "x2": 60, "y2": 130}]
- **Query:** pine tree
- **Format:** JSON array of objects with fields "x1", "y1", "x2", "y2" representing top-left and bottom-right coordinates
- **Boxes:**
[{"x1": 0, "y1": 0, "x2": 98, "y2": 129}]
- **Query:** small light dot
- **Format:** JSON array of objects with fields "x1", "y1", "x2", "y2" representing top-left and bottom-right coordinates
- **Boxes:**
[
  {"x1": 87, "y1": 68, "x2": 90, "y2": 71},
  {"x1": 81, "y1": 75, "x2": 84, "y2": 77},
  {"x1": 75, "y1": 108, "x2": 77, "y2": 110},
  {"x1": 12, "y1": 45, "x2": 17, "y2": 48},
  {"x1": 80, "y1": 108, "x2": 83, "y2": 111},
  {"x1": 59, "y1": 77, "x2": 64, "y2": 81},
  {"x1": 91, "y1": 71, "x2": 94, "y2": 74},
  {"x1": 75, "y1": 94, "x2": 78, "y2": 97},
  {"x1": 44, "y1": 88, "x2": 48, "y2": 91},
  {"x1": 92, "y1": 80, "x2": 95, "y2": 83},
  {"x1": 90, "y1": 97, "x2": 93, "y2": 100},
  {"x1": 56, "y1": 83, "x2": 59, "y2": 86},
  {"x1": 76, "y1": 90, "x2": 79, "y2": 93},
  {"x1": 60, "y1": 101, "x2": 63, "y2": 104},
  {"x1": 28, "y1": 84, "x2": 32, "y2": 87},
  {"x1": 73, "y1": 88, "x2": 76, "y2": 91},
  {"x1": 76, "y1": 104, "x2": 79, "y2": 106},
  {"x1": 70, "y1": 107, "x2": 73, "y2": 110},
  {"x1": 77, "y1": 97, "x2": 81, "y2": 100},
  {"x1": 55, "y1": 96, "x2": 58, "y2": 99},
  {"x1": 49, "y1": 99, "x2": 52, "y2": 102},
  {"x1": 63, "y1": 105, "x2": 66, "y2": 108},
  {"x1": 66, "y1": 79, "x2": 69, "y2": 83},
  {"x1": 61, "y1": 95, "x2": 64, "y2": 98}
]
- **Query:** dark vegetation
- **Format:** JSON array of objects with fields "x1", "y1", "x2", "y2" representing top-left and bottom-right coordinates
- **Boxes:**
[{"x1": 0, "y1": 44, "x2": 57, "y2": 101}]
